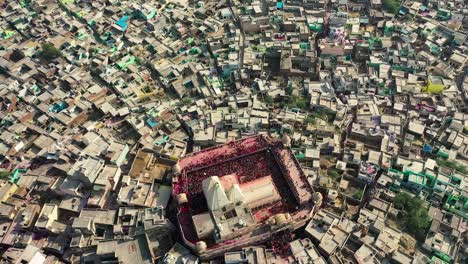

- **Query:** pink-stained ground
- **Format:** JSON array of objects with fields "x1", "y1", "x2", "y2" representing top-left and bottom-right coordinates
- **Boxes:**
[
  {"x1": 218, "y1": 173, "x2": 240, "y2": 191},
  {"x1": 174, "y1": 135, "x2": 314, "y2": 252},
  {"x1": 274, "y1": 148, "x2": 313, "y2": 204},
  {"x1": 178, "y1": 136, "x2": 268, "y2": 171}
]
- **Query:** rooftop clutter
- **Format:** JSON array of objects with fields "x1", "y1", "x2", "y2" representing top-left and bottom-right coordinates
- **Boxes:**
[{"x1": 0, "y1": 0, "x2": 467, "y2": 263}]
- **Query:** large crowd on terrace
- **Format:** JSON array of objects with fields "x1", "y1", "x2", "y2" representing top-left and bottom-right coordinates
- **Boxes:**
[
  {"x1": 271, "y1": 231, "x2": 294, "y2": 258},
  {"x1": 174, "y1": 136, "x2": 311, "y2": 215},
  {"x1": 180, "y1": 137, "x2": 270, "y2": 172}
]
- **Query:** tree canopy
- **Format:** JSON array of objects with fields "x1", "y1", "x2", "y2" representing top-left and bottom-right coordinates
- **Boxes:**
[
  {"x1": 353, "y1": 190, "x2": 364, "y2": 200},
  {"x1": 282, "y1": 95, "x2": 308, "y2": 110},
  {"x1": 382, "y1": 0, "x2": 401, "y2": 14},
  {"x1": 41, "y1": 43, "x2": 61, "y2": 61},
  {"x1": 436, "y1": 158, "x2": 468, "y2": 174},
  {"x1": 0, "y1": 170, "x2": 10, "y2": 180},
  {"x1": 263, "y1": 95, "x2": 274, "y2": 104},
  {"x1": 304, "y1": 115, "x2": 316, "y2": 124},
  {"x1": 394, "y1": 192, "x2": 431, "y2": 242}
]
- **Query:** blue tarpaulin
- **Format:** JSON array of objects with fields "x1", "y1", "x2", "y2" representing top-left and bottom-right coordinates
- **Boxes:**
[
  {"x1": 423, "y1": 144, "x2": 433, "y2": 154},
  {"x1": 10, "y1": 168, "x2": 26, "y2": 184},
  {"x1": 399, "y1": 7, "x2": 409, "y2": 15},
  {"x1": 147, "y1": 118, "x2": 158, "y2": 128},
  {"x1": 276, "y1": 2, "x2": 283, "y2": 9},
  {"x1": 49, "y1": 101, "x2": 68, "y2": 113},
  {"x1": 116, "y1": 16, "x2": 129, "y2": 31}
]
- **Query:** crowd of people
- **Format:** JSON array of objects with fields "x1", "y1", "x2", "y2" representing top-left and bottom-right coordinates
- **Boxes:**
[
  {"x1": 173, "y1": 136, "x2": 313, "y2": 251},
  {"x1": 173, "y1": 181, "x2": 183, "y2": 196},
  {"x1": 270, "y1": 231, "x2": 294, "y2": 258},
  {"x1": 272, "y1": 148, "x2": 303, "y2": 203},
  {"x1": 174, "y1": 135, "x2": 311, "y2": 217},
  {"x1": 185, "y1": 152, "x2": 272, "y2": 214},
  {"x1": 271, "y1": 147, "x2": 313, "y2": 204},
  {"x1": 265, "y1": 151, "x2": 297, "y2": 209},
  {"x1": 177, "y1": 207, "x2": 198, "y2": 243},
  {"x1": 180, "y1": 136, "x2": 269, "y2": 172}
]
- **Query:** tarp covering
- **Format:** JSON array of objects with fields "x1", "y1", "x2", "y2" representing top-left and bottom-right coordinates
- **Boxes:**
[{"x1": 116, "y1": 16, "x2": 129, "y2": 31}]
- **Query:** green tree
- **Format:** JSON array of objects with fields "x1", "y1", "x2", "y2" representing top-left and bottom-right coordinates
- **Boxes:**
[
  {"x1": 285, "y1": 95, "x2": 308, "y2": 110},
  {"x1": 263, "y1": 95, "x2": 274, "y2": 104},
  {"x1": 295, "y1": 96, "x2": 308, "y2": 109},
  {"x1": 41, "y1": 43, "x2": 61, "y2": 61},
  {"x1": 328, "y1": 168, "x2": 340, "y2": 179},
  {"x1": 0, "y1": 170, "x2": 10, "y2": 180},
  {"x1": 382, "y1": 0, "x2": 401, "y2": 14},
  {"x1": 181, "y1": 97, "x2": 193, "y2": 105},
  {"x1": 304, "y1": 115, "x2": 316, "y2": 124},
  {"x1": 88, "y1": 47, "x2": 98, "y2": 54},
  {"x1": 135, "y1": 57, "x2": 143, "y2": 65},
  {"x1": 436, "y1": 158, "x2": 468, "y2": 174},
  {"x1": 353, "y1": 190, "x2": 363, "y2": 200},
  {"x1": 285, "y1": 84, "x2": 293, "y2": 95},
  {"x1": 394, "y1": 192, "x2": 431, "y2": 242}
]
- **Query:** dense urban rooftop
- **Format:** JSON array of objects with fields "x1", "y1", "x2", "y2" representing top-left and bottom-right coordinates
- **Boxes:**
[{"x1": 0, "y1": 0, "x2": 467, "y2": 263}]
